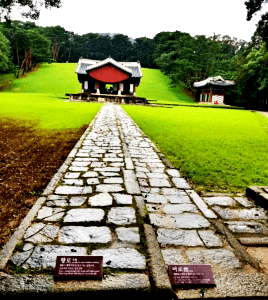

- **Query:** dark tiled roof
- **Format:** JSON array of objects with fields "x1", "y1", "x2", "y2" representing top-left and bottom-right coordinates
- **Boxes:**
[
  {"x1": 193, "y1": 75, "x2": 235, "y2": 88},
  {"x1": 76, "y1": 58, "x2": 142, "y2": 78},
  {"x1": 127, "y1": 66, "x2": 141, "y2": 78}
]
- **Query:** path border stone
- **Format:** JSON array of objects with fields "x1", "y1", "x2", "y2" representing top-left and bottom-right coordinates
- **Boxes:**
[{"x1": 0, "y1": 107, "x2": 103, "y2": 271}]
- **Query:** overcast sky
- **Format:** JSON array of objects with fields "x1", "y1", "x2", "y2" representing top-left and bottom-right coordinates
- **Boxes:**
[{"x1": 10, "y1": 0, "x2": 268, "y2": 42}]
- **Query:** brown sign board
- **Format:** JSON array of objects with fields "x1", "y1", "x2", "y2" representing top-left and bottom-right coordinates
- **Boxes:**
[
  {"x1": 168, "y1": 265, "x2": 214, "y2": 286},
  {"x1": 54, "y1": 256, "x2": 103, "y2": 280}
]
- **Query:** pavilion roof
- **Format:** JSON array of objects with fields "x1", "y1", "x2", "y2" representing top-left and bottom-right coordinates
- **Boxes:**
[
  {"x1": 193, "y1": 75, "x2": 235, "y2": 88},
  {"x1": 76, "y1": 58, "x2": 143, "y2": 78}
]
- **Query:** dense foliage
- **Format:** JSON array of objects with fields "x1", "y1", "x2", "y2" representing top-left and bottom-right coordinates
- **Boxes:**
[{"x1": 0, "y1": 0, "x2": 61, "y2": 21}]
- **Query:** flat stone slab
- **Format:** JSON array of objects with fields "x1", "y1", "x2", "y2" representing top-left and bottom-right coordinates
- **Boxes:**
[
  {"x1": 71, "y1": 161, "x2": 91, "y2": 167},
  {"x1": 149, "y1": 178, "x2": 171, "y2": 187},
  {"x1": 161, "y1": 249, "x2": 188, "y2": 265},
  {"x1": 147, "y1": 173, "x2": 168, "y2": 179},
  {"x1": 125, "y1": 157, "x2": 134, "y2": 169},
  {"x1": 123, "y1": 170, "x2": 141, "y2": 194},
  {"x1": 91, "y1": 248, "x2": 146, "y2": 269},
  {"x1": 149, "y1": 213, "x2": 210, "y2": 229},
  {"x1": 225, "y1": 221, "x2": 267, "y2": 234},
  {"x1": 144, "y1": 194, "x2": 168, "y2": 204},
  {"x1": 103, "y1": 158, "x2": 123, "y2": 162},
  {"x1": 166, "y1": 169, "x2": 181, "y2": 177},
  {"x1": 203, "y1": 196, "x2": 236, "y2": 206},
  {"x1": 55, "y1": 186, "x2": 92, "y2": 195},
  {"x1": 24, "y1": 223, "x2": 59, "y2": 243},
  {"x1": 91, "y1": 162, "x2": 107, "y2": 167},
  {"x1": 103, "y1": 177, "x2": 123, "y2": 184},
  {"x1": 69, "y1": 196, "x2": 87, "y2": 206},
  {"x1": 136, "y1": 172, "x2": 147, "y2": 178},
  {"x1": 112, "y1": 193, "x2": 132, "y2": 204},
  {"x1": 65, "y1": 172, "x2": 80, "y2": 179},
  {"x1": 37, "y1": 207, "x2": 65, "y2": 221},
  {"x1": 146, "y1": 204, "x2": 161, "y2": 212},
  {"x1": 157, "y1": 228, "x2": 204, "y2": 246},
  {"x1": 164, "y1": 195, "x2": 192, "y2": 204},
  {"x1": 163, "y1": 204, "x2": 198, "y2": 214},
  {"x1": 58, "y1": 226, "x2": 112, "y2": 243},
  {"x1": 198, "y1": 230, "x2": 223, "y2": 247},
  {"x1": 161, "y1": 188, "x2": 186, "y2": 195},
  {"x1": 94, "y1": 167, "x2": 120, "y2": 172},
  {"x1": 96, "y1": 184, "x2": 124, "y2": 193},
  {"x1": 11, "y1": 245, "x2": 87, "y2": 268},
  {"x1": 172, "y1": 178, "x2": 191, "y2": 189},
  {"x1": 46, "y1": 199, "x2": 69, "y2": 207},
  {"x1": 82, "y1": 171, "x2": 99, "y2": 177},
  {"x1": 213, "y1": 207, "x2": 268, "y2": 220},
  {"x1": 239, "y1": 237, "x2": 268, "y2": 245},
  {"x1": 88, "y1": 193, "x2": 113, "y2": 206},
  {"x1": 63, "y1": 208, "x2": 105, "y2": 222},
  {"x1": 87, "y1": 178, "x2": 100, "y2": 184},
  {"x1": 234, "y1": 197, "x2": 254, "y2": 207},
  {"x1": 69, "y1": 166, "x2": 88, "y2": 171},
  {"x1": 186, "y1": 249, "x2": 242, "y2": 269},
  {"x1": 100, "y1": 172, "x2": 121, "y2": 177},
  {"x1": 62, "y1": 179, "x2": 84, "y2": 186},
  {"x1": 115, "y1": 227, "x2": 140, "y2": 243},
  {"x1": 107, "y1": 207, "x2": 136, "y2": 225}
]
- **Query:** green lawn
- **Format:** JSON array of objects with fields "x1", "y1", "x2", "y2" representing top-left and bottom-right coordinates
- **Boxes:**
[
  {"x1": 136, "y1": 68, "x2": 194, "y2": 104},
  {"x1": 0, "y1": 63, "x2": 101, "y2": 130},
  {"x1": 8, "y1": 63, "x2": 81, "y2": 95},
  {"x1": 122, "y1": 105, "x2": 268, "y2": 193}
]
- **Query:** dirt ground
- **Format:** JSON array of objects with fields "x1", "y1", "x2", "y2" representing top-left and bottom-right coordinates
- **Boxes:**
[{"x1": 0, "y1": 117, "x2": 87, "y2": 250}]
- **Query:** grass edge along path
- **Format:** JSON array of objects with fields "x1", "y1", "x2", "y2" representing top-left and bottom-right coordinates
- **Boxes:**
[{"x1": 122, "y1": 104, "x2": 268, "y2": 194}]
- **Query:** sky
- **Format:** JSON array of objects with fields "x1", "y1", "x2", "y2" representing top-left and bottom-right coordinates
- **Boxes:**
[{"x1": 10, "y1": 0, "x2": 268, "y2": 42}]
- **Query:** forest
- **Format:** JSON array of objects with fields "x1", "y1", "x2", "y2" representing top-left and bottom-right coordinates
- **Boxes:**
[{"x1": 0, "y1": 18, "x2": 268, "y2": 110}]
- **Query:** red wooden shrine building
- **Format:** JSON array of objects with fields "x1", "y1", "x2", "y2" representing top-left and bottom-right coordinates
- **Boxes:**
[
  {"x1": 75, "y1": 57, "x2": 143, "y2": 96},
  {"x1": 193, "y1": 75, "x2": 235, "y2": 105}
]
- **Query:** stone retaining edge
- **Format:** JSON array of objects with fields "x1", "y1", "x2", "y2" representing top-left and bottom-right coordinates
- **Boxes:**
[
  {"x1": 246, "y1": 186, "x2": 268, "y2": 209},
  {"x1": 211, "y1": 219, "x2": 260, "y2": 270},
  {"x1": 0, "y1": 106, "x2": 103, "y2": 272},
  {"x1": 0, "y1": 273, "x2": 151, "y2": 295},
  {"x1": 134, "y1": 195, "x2": 173, "y2": 296},
  {"x1": 0, "y1": 196, "x2": 47, "y2": 270}
]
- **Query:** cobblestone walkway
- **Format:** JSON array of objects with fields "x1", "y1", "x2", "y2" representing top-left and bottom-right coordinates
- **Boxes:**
[{"x1": 1, "y1": 103, "x2": 268, "y2": 297}]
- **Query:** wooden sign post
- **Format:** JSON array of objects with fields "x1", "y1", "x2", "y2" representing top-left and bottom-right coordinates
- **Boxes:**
[
  {"x1": 54, "y1": 256, "x2": 103, "y2": 280},
  {"x1": 168, "y1": 265, "x2": 214, "y2": 286}
]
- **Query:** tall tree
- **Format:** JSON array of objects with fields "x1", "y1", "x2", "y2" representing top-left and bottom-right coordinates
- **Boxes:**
[
  {"x1": 132, "y1": 37, "x2": 156, "y2": 68},
  {"x1": 245, "y1": 0, "x2": 268, "y2": 44},
  {"x1": 0, "y1": 31, "x2": 12, "y2": 72},
  {"x1": 111, "y1": 34, "x2": 133, "y2": 61},
  {"x1": 0, "y1": 0, "x2": 61, "y2": 21}
]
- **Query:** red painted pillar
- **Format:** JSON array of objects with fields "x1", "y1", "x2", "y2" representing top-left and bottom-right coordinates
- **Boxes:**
[
  {"x1": 133, "y1": 84, "x2": 136, "y2": 96},
  {"x1": 118, "y1": 83, "x2": 121, "y2": 95},
  {"x1": 96, "y1": 81, "x2": 100, "y2": 94},
  {"x1": 210, "y1": 89, "x2": 213, "y2": 102}
]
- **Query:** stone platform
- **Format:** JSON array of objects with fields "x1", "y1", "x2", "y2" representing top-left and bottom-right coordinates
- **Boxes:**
[{"x1": 1, "y1": 104, "x2": 268, "y2": 298}]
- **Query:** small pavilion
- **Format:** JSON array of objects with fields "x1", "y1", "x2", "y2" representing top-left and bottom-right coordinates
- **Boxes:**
[
  {"x1": 75, "y1": 57, "x2": 142, "y2": 96},
  {"x1": 193, "y1": 75, "x2": 235, "y2": 105}
]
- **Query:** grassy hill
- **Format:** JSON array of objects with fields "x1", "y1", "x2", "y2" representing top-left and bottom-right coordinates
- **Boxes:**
[
  {"x1": 136, "y1": 68, "x2": 194, "y2": 104},
  {"x1": 0, "y1": 63, "x2": 101, "y2": 130},
  {"x1": 8, "y1": 63, "x2": 81, "y2": 95},
  {"x1": 1, "y1": 62, "x2": 268, "y2": 193}
]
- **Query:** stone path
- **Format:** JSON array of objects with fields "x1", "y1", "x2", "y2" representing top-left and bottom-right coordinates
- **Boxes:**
[{"x1": 1, "y1": 103, "x2": 268, "y2": 298}]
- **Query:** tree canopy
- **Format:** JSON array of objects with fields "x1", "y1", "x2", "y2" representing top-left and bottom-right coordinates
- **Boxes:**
[
  {"x1": 245, "y1": 0, "x2": 268, "y2": 44},
  {"x1": 1, "y1": 16, "x2": 268, "y2": 110},
  {"x1": 0, "y1": 0, "x2": 61, "y2": 21}
]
